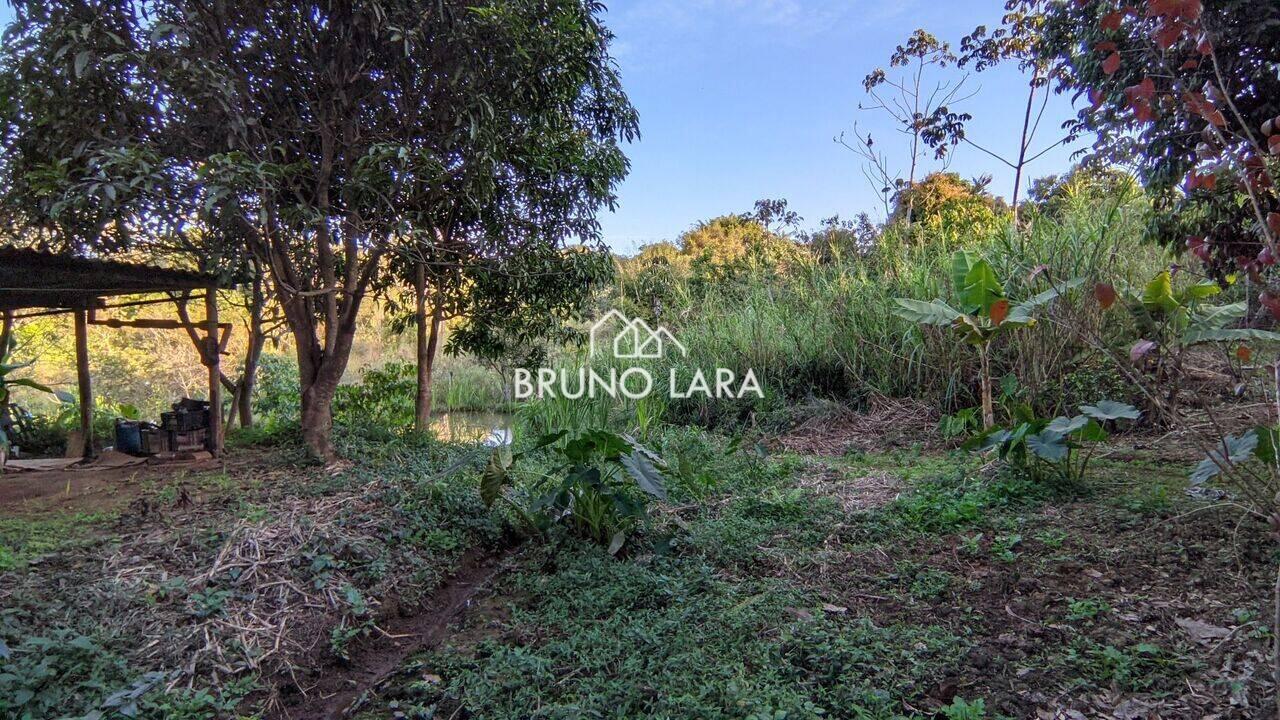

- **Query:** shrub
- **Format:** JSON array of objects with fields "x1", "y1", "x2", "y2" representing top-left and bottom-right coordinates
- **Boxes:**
[{"x1": 481, "y1": 429, "x2": 669, "y2": 553}]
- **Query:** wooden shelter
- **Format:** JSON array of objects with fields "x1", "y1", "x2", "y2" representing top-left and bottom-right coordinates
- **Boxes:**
[{"x1": 0, "y1": 248, "x2": 226, "y2": 459}]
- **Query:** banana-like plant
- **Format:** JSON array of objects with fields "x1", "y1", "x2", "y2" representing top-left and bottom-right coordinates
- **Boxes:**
[
  {"x1": 0, "y1": 337, "x2": 74, "y2": 469},
  {"x1": 894, "y1": 251, "x2": 1081, "y2": 429}
]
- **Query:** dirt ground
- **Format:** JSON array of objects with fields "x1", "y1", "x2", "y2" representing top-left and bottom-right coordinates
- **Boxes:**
[{"x1": 0, "y1": 450, "x2": 219, "y2": 514}]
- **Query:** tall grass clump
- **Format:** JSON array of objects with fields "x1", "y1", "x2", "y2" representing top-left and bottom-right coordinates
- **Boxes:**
[{"x1": 620, "y1": 192, "x2": 1169, "y2": 424}]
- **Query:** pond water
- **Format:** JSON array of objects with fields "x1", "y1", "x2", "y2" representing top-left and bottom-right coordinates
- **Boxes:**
[{"x1": 429, "y1": 411, "x2": 512, "y2": 446}]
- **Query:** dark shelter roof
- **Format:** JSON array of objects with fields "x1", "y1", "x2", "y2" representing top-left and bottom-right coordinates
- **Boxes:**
[{"x1": 0, "y1": 248, "x2": 219, "y2": 311}]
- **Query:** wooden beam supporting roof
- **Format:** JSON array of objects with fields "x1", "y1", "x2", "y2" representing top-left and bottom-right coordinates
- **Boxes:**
[{"x1": 0, "y1": 249, "x2": 228, "y2": 458}]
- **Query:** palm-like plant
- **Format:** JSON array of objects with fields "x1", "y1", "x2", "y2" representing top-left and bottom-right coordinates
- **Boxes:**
[{"x1": 893, "y1": 251, "x2": 1081, "y2": 428}]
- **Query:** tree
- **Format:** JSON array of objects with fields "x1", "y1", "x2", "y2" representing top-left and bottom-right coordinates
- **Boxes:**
[
  {"x1": 447, "y1": 244, "x2": 613, "y2": 393},
  {"x1": 680, "y1": 215, "x2": 798, "y2": 272},
  {"x1": 803, "y1": 214, "x2": 880, "y2": 263},
  {"x1": 1021, "y1": 0, "x2": 1280, "y2": 279},
  {"x1": 383, "y1": 234, "x2": 610, "y2": 430},
  {"x1": 961, "y1": 7, "x2": 1073, "y2": 220},
  {"x1": 0, "y1": 0, "x2": 638, "y2": 459},
  {"x1": 889, "y1": 172, "x2": 1006, "y2": 243},
  {"x1": 840, "y1": 29, "x2": 974, "y2": 221},
  {"x1": 1026, "y1": 164, "x2": 1141, "y2": 219}
]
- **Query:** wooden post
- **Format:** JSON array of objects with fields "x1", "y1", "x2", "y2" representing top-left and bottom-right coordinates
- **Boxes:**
[
  {"x1": 205, "y1": 287, "x2": 222, "y2": 456},
  {"x1": 74, "y1": 307, "x2": 94, "y2": 461}
]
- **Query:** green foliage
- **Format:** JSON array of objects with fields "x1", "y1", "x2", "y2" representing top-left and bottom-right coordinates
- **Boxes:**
[
  {"x1": 0, "y1": 623, "x2": 252, "y2": 720},
  {"x1": 879, "y1": 465, "x2": 1045, "y2": 535},
  {"x1": 1, "y1": 0, "x2": 640, "y2": 458},
  {"x1": 252, "y1": 353, "x2": 301, "y2": 423},
  {"x1": 380, "y1": 546, "x2": 967, "y2": 719},
  {"x1": 1067, "y1": 640, "x2": 1177, "y2": 692},
  {"x1": 481, "y1": 429, "x2": 669, "y2": 552},
  {"x1": 0, "y1": 335, "x2": 74, "y2": 454},
  {"x1": 941, "y1": 697, "x2": 987, "y2": 720},
  {"x1": 335, "y1": 362, "x2": 419, "y2": 429},
  {"x1": 889, "y1": 172, "x2": 1006, "y2": 243},
  {"x1": 894, "y1": 249, "x2": 1082, "y2": 427},
  {"x1": 1029, "y1": 0, "x2": 1280, "y2": 269},
  {"x1": 969, "y1": 401, "x2": 1139, "y2": 488}
]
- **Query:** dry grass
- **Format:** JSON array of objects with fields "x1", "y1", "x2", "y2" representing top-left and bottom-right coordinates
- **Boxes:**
[
  {"x1": 775, "y1": 395, "x2": 938, "y2": 457},
  {"x1": 102, "y1": 484, "x2": 396, "y2": 706}
]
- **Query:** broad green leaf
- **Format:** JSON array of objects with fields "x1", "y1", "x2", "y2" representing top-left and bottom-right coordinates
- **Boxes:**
[
  {"x1": 480, "y1": 447, "x2": 513, "y2": 507},
  {"x1": 1254, "y1": 425, "x2": 1279, "y2": 464},
  {"x1": 607, "y1": 530, "x2": 626, "y2": 556},
  {"x1": 1080, "y1": 400, "x2": 1141, "y2": 421},
  {"x1": 1004, "y1": 277, "x2": 1085, "y2": 325},
  {"x1": 1046, "y1": 415, "x2": 1089, "y2": 434},
  {"x1": 892, "y1": 298, "x2": 963, "y2": 326},
  {"x1": 621, "y1": 433, "x2": 664, "y2": 466},
  {"x1": 964, "y1": 426, "x2": 1006, "y2": 451},
  {"x1": 1024, "y1": 277, "x2": 1086, "y2": 308},
  {"x1": 1141, "y1": 272, "x2": 1179, "y2": 313},
  {"x1": 1183, "y1": 327, "x2": 1280, "y2": 345},
  {"x1": 620, "y1": 449, "x2": 668, "y2": 501},
  {"x1": 1027, "y1": 430, "x2": 1069, "y2": 462},
  {"x1": 999, "y1": 373, "x2": 1020, "y2": 399},
  {"x1": 1187, "y1": 301, "x2": 1246, "y2": 331},
  {"x1": 516, "y1": 430, "x2": 567, "y2": 459},
  {"x1": 953, "y1": 313, "x2": 988, "y2": 345},
  {"x1": 1182, "y1": 280, "x2": 1222, "y2": 301},
  {"x1": 1076, "y1": 419, "x2": 1109, "y2": 442},
  {"x1": 961, "y1": 259, "x2": 1004, "y2": 313},
  {"x1": 1190, "y1": 431, "x2": 1258, "y2": 486},
  {"x1": 950, "y1": 250, "x2": 978, "y2": 295}
]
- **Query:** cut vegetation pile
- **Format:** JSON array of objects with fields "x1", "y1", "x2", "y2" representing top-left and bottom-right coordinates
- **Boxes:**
[{"x1": 0, "y1": 439, "x2": 502, "y2": 717}]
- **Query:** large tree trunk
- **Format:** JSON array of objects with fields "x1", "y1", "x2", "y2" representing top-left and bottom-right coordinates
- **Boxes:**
[
  {"x1": 414, "y1": 263, "x2": 431, "y2": 431},
  {"x1": 287, "y1": 272, "x2": 369, "y2": 461},
  {"x1": 300, "y1": 374, "x2": 338, "y2": 460}
]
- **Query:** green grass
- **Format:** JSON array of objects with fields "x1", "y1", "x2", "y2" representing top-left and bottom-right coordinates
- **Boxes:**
[
  {"x1": 0, "y1": 511, "x2": 114, "y2": 570},
  {"x1": 376, "y1": 547, "x2": 967, "y2": 720},
  {"x1": 350, "y1": 417, "x2": 1274, "y2": 720}
]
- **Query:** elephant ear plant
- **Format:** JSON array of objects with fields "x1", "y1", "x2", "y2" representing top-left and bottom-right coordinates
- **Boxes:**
[
  {"x1": 894, "y1": 250, "x2": 1082, "y2": 428},
  {"x1": 968, "y1": 400, "x2": 1141, "y2": 488},
  {"x1": 481, "y1": 429, "x2": 669, "y2": 555}
]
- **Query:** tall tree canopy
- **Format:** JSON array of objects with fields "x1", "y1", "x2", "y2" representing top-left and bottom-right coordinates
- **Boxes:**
[{"x1": 0, "y1": 0, "x2": 638, "y2": 458}]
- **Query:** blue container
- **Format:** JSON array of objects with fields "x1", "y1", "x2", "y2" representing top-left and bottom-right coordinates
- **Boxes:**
[{"x1": 115, "y1": 420, "x2": 144, "y2": 456}]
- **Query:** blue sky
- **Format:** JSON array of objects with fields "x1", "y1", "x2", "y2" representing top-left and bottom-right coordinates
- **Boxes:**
[
  {"x1": 0, "y1": 1, "x2": 1086, "y2": 254},
  {"x1": 600, "y1": 0, "x2": 1086, "y2": 253}
]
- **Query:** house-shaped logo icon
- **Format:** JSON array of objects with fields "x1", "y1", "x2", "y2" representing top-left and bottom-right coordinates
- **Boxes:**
[{"x1": 589, "y1": 309, "x2": 688, "y2": 359}]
